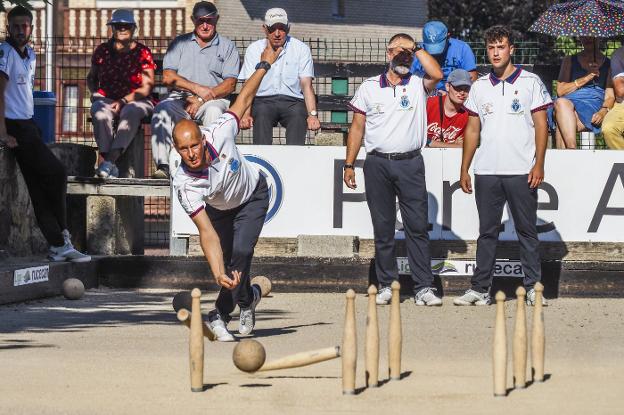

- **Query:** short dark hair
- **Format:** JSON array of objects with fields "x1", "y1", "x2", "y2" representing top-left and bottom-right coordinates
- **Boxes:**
[
  {"x1": 7, "y1": 5, "x2": 33, "y2": 23},
  {"x1": 389, "y1": 33, "x2": 414, "y2": 45},
  {"x1": 484, "y1": 25, "x2": 514, "y2": 46}
]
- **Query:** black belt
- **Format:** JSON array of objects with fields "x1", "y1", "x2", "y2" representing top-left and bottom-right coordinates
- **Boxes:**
[{"x1": 367, "y1": 149, "x2": 421, "y2": 160}]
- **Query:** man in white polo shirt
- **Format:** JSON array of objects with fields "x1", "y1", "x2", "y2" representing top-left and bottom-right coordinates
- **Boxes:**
[
  {"x1": 172, "y1": 43, "x2": 281, "y2": 341},
  {"x1": 455, "y1": 26, "x2": 552, "y2": 307},
  {"x1": 238, "y1": 8, "x2": 320, "y2": 144},
  {"x1": 0, "y1": 6, "x2": 89, "y2": 263},
  {"x1": 344, "y1": 33, "x2": 444, "y2": 306}
]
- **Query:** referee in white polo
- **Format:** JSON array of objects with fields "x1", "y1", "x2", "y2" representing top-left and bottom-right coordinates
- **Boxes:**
[
  {"x1": 455, "y1": 26, "x2": 552, "y2": 307},
  {"x1": 344, "y1": 34, "x2": 443, "y2": 306}
]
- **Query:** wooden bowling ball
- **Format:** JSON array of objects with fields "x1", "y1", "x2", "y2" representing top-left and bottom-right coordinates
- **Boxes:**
[
  {"x1": 251, "y1": 276, "x2": 272, "y2": 297},
  {"x1": 232, "y1": 339, "x2": 266, "y2": 373},
  {"x1": 62, "y1": 278, "x2": 84, "y2": 300}
]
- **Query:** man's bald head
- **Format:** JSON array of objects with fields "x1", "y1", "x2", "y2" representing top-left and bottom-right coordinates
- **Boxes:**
[{"x1": 173, "y1": 119, "x2": 202, "y2": 147}]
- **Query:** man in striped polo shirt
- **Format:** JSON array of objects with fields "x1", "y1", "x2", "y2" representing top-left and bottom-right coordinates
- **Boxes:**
[{"x1": 455, "y1": 26, "x2": 552, "y2": 307}]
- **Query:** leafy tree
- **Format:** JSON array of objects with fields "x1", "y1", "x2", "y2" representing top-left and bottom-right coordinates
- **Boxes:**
[
  {"x1": 427, "y1": 0, "x2": 562, "y2": 62},
  {"x1": 427, "y1": 0, "x2": 559, "y2": 42}
]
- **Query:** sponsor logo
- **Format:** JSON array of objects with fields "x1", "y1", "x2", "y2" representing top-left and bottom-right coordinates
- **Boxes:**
[
  {"x1": 14, "y1": 265, "x2": 49, "y2": 287},
  {"x1": 244, "y1": 155, "x2": 284, "y2": 223},
  {"x1": 431, "y1": 260, "x2": 458, "y2": 274},
  {"x1": 397, "y1": 258, "x2": 524, "y2": 277}
]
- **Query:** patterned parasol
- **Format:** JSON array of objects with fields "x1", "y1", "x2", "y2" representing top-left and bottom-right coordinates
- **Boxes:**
[{"x1": 529, "y1": 0, "x2": 624, "y2": 37}]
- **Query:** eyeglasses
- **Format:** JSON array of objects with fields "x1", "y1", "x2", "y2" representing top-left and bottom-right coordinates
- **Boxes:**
[
  {"x1": 267, "y1": 24, "x2": 288, "y2": 34},
  {"x1": 112, "y1": 24, "x2": 134, "y2": 31},
  {"x1": 195, "y1": 17, "x2": 217, "y2": 26}
]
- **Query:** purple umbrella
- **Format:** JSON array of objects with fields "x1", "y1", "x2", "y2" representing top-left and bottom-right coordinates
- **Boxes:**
[{"x1": 529, "y1": 0, "x2": 624, "y2": 38}]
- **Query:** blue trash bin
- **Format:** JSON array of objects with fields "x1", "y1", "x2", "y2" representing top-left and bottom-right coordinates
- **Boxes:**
[{"x1": 33, "y1": 91, "x2": 57, "y2": 144}]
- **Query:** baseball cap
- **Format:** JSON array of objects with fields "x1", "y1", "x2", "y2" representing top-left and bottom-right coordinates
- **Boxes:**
[
  {"x1": 192, "y1": 1, "x2": 218, "y2": 18},
  {"x1": 447, "y1": 69, "x2": 472, "y2": 87},
  {"x1": 107, "y1": 9, "x2": 136, "y2": 26},
  {"x1": 265, "y1": 8, "x2": 288, "y2": 27},
  {"x1": 422, "y1": 21, "x2": 448, "y2": 55}
]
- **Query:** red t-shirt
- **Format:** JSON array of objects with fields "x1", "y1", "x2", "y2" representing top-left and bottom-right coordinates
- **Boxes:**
[
  {"x1": 91, "y1": 40, "x2": 157, "y2": 100},
  {"x1": 426, "y1": 95, "x2": 469, "y2": 144}
]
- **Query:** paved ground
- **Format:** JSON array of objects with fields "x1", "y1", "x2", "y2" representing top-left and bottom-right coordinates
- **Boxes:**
[{"x1": 1, "y1": 288, "x2": 623, "y2": 414}]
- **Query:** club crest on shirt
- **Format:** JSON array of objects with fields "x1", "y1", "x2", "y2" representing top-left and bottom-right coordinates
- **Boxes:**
[
  {"x1": 400, "y1": 95, "x2": 410, "y2": 109},
  {"x1": 511, "y1": 98, "x2": 521, "y2": 113},
  {"x1": 229, "y1": 158, "x2": 240, "y2": 173}
]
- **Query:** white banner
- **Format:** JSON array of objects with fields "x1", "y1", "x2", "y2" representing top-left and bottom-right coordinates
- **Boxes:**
[
  {"x1": 14, "y1": 265, "x2": 49, "y2": 286},
  {"x1": 171, "y1": 147, "x2": 624, "y2": 242}
]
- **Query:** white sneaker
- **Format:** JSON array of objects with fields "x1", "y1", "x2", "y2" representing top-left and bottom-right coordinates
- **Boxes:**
[
  {"x1": 376, "y1": 286, "x2": 392, "y2": 305},
  {"x1": 526, "y1": 288, "x2": 548, "y2": 307},
  {"x1": 48, "y1": 231, "x2": 91, "y2": 263},
  {"x1": 414, "y1": 287, "x2": 442, "y2": 306},
  {"x1": 208, "y1": 315, "x2": 235, "y2": 342},
  {"x1": 239, "y1": 285, "x2": 261, "y2": 335},
  {"x1": 453, "y1": 289, "x2": 490, "y2": 306}
]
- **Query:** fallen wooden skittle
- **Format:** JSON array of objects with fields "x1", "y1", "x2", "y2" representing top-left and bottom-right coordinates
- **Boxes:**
[
  {"x1": 177, "y1": 309, "x2": 216, "y2": 342},
  {"x1": 258, "y1": 346, "x2": 341, "y2": 372}
]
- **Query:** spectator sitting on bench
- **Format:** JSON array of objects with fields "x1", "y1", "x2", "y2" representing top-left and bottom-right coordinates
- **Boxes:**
[
  {"x1": 150, "y1": 1, "x2": 239, "y2": 179},
  {"x1": 549, "y1": 37, "x2": 614, "y2": 149},
  {"x1": 87, "y1": 9, "x2": 156, "y2": 178},
  {"x1": 426, "y1": 68, "x2": 472, "y2": 148},
  {"x1": 600, "y1": 44, "x2": 624, "y2": 150},
  {"x1": 238, "y1": 8, "x2": 320, "y2": 144}
]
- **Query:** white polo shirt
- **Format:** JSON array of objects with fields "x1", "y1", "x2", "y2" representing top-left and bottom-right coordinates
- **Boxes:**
[
  {"x1": 464, "y1": 67, "x2": 552, "y2": 175},
  {"x1": 172, "y1": 111, "x2": 260, "y2": 215},
  {"x1": 348, "y1": 73, "x2": 427, "y2": 153},
  {"x1": 0, "y1": 40, "x2": 36, "y2": 119},
  {"x1": 238, "y1": 36, "x2": 314, "y2": 99}
]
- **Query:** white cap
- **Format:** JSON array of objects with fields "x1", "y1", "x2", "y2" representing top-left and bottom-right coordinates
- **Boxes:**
[{"x1": 264, "y1": 8, "x2": 288, "y2": 27}]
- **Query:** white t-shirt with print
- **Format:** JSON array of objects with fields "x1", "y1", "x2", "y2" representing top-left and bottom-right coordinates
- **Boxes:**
[{"x1": 0, "y1": 41, "x2": 35, "y2": 119}]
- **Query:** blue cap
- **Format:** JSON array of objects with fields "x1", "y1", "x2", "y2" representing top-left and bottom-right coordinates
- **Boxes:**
[
  {"x1": 422, "y1": 21, "x2": 448, "y2": 55},
  {"x1": 447, "y1": 69, "x2": 472, "y2": 87},
  {"x1": 107, "y1": 9, "x2": 136, "y2": 26}
]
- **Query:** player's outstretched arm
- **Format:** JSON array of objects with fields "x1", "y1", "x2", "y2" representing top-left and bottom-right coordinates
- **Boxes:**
[
  {"x1": 191, "y1": 209, "x2": 240, "y2": 289},
  {"x1": 228, "y1": 44, "x2": 282, "y2": 120}
]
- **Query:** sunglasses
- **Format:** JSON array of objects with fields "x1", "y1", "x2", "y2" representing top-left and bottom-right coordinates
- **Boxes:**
[
  {"x1": 112, "y1": 24, "x2": 134, "y2": 31},
  {"x1": 267, "y1": 24, "x2": 288, "y2": 33},
  {"x1": 195, "y1": 17, "x2": 217, "y2": 26}
]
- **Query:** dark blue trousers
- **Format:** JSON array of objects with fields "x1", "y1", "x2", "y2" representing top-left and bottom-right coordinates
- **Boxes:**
[
  {"x1": 363, "y1": 152, "x2": 433, "y2": 293},
  {"x1": 205, "y1": 175, "x2": 269, "y2": 322},
  {"x1": 472, "y1": 174, "x2": 541, "y2": 293}
]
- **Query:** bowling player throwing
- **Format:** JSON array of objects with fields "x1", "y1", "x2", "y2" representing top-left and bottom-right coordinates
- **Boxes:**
[{"x1": 171, "y1": 44, "x2": 282, "y2": 341}]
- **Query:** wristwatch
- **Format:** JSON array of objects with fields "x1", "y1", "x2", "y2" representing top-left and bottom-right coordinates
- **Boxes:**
[
  {"x1": 343, "y1": 163, "x2": 354, "y2": 170},
  {"x1": 309, "y1": 110, "x2": 318, "y2": 117},
  {"x1": 255, "y1": 61, "x2": 271, "y2": 71}
]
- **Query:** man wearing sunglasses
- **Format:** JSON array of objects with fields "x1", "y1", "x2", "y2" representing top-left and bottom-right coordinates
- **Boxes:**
[
  {"x1": 238, "y1": 8, "x2": 320, "y2": 145},
  {"x1": 150, "y1": 1, "x2": 240, "y2": 179}
]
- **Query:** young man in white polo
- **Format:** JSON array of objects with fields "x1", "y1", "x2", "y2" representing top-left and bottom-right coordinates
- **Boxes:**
[
  {"x1": 172, "y1": 44, "x2": 281, "y2": 341},
  {"x1": 456, "y1": 26, "x2": 552, "y2": 306},
  {"x1": 344, "y1": 34, "x2": 444, "y2": 306},
  {"x1": 0, "y1": 6, "x2": 90, "y2": 263}
]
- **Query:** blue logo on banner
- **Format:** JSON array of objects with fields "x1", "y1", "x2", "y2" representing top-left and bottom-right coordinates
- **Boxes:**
[{"x1": 244, "y1": 155, "x2": 284, "y2": 223}]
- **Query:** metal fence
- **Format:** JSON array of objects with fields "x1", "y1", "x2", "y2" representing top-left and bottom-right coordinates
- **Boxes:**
[{"x1": 6, "y1": 34, "x2": 622, "y2": 249}]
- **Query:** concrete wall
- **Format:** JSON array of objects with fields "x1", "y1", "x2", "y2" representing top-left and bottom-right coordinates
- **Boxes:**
[{"x1": 0, "y1": 149, "x2": 48, "y2": 257}]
